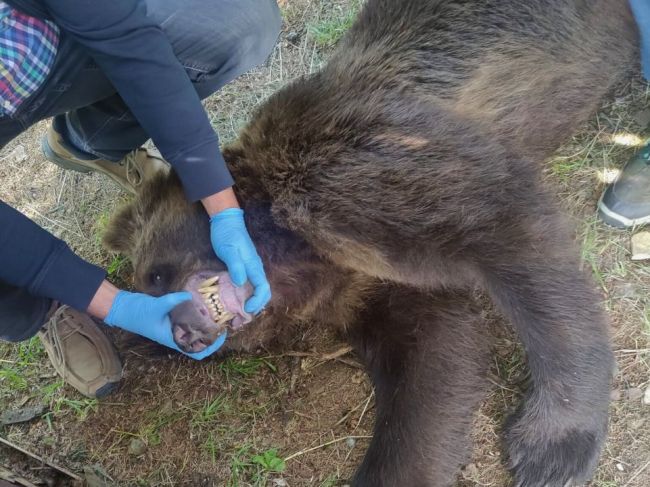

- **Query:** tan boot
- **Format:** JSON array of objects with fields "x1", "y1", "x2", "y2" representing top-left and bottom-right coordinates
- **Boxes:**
[
  {"x1": 38, "y1": 305, "x2": 122, "y2": 399},
  {"x1": 42, "y1": 123, "x2": 168, "y2": 194}
]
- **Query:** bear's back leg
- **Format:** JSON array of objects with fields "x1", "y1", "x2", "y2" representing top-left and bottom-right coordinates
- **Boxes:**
[{"x1": 347, "y1": 285, "x2": 490, "y2": 487}]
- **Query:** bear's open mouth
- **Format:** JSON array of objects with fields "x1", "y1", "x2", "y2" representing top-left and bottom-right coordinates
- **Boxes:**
[
  {"x1": 171, "y1": 271, "x2": 255, "y2": 352},
  {"x1": 197, "y1": 275, "x2": 237, "y2": 325},
  {"x1": 185, "y1": 271, "x2": 253, "y2": 331}
]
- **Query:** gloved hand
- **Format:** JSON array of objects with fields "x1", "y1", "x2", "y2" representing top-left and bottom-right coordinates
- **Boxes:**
[
  {"x1": 209, "y1": 208, "x2": 271, "y2": 314},
  {"x1": 631, "y1": 0, "x2": 650, "y2": 80},
  {"x1": 105, "y1": 290, "x2": 227, "y2": 360}
]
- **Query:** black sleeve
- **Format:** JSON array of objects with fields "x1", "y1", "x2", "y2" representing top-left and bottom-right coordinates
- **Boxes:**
[
  {"x1": 0, "y1": 201, "x2": 106, "y2": 311},
  {"x1": 40, "y1": 0, "x2": 233, "y2": 201}
]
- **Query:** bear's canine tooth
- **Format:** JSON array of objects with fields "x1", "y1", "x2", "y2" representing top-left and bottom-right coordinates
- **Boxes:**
[
  {"x1": 216, "y1": 312, "x2": 235, "y2": 325},
  {"x1": 198, "y1": 285, "x2": 220, "y2": 294},
  {"x1": 199, "y1": 275, "x2": 219, "y2": 288}
]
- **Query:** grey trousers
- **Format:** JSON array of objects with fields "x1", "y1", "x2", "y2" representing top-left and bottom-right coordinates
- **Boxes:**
[{"x1": 0, "y1": 0, "x2": 281, "y2": 342}]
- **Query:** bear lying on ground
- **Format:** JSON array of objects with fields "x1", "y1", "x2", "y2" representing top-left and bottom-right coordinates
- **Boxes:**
[{"x1": 104, "y1": 0, "x2": 638, "y2": 485}]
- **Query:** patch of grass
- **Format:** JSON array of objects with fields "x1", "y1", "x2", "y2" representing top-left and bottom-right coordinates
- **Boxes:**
[
  {"x1": 106, "y1": 254, "x2": 129, "y2": 277},
  {"x1": 493, "y1": 346, "x2": 526, "y2": 385},
  {"x1": 251, "y1": 448, "x2": 286, "y2": 473},
  {"x1": 579, "y1": 219, "x2": 607, "y2": 290},
  {"x1": 202, "y1": 433, "x2": 222, "y2": 465},
  {"x1": 218, "y1": 357, "x2": 277, "y2": 383},
  {"x1": 226, "y1": 445, "x2": 286, "y2": 487},
  {"x1": 42, "y1": 396, "x2": 98, "y2": 426},
  {"x1": 0, "y1": 366, "x2": 28, "y2": 391},
  {"x1": 0, "y1": 338, "x2": 46, "y2": 397},
  {"x1": 139, "y1": 409, "x2": 185, "y2": 446},
  {"x1": 227, "y1": 444, "x2": 254, "y2": 487},
  {"x1": 320, "y1": 476, "x2": 340, "y2": 487},
  {"x1": 191, "y1": 393, "x2": 231, "y2": 427},
  {"x1": 308, "y1": 2, "x2": 361, "y2": 48},
  {"x1": 15, "y1": 336, "x2": 45, "y2": 365},
  {"x1": 53, "y1": 397, "x2": 98, "y2": 421},
  {"x1": 39, "y1": 380, "x2": 64, "y2": 400},
  {"x1": 549, "y1": 155, "x2": 587, "y2": 182},
  {"x1": 93, "y1": 209, "x2": 112, "y2": 245}
]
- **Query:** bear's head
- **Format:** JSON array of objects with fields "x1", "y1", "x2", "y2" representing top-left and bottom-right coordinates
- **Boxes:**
[{"x1": 102, "y1": 166, "x2": 350, "y2": 354}]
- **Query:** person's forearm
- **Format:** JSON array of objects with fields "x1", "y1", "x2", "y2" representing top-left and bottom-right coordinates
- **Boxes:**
[
  {"x1": 87, "y1": 280, "x2": 120, "y2": 320},
  {"x1": 201, "y1": 187, "x2": 239, "y2": 217},
  {"x1": 1, "y1": 201, "x2": 106, "y2": 311}
]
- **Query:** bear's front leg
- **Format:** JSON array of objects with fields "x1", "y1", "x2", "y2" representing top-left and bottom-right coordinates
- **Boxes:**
[{"x1": 480, "y1": 241, "x2": 612, "y2": 487}]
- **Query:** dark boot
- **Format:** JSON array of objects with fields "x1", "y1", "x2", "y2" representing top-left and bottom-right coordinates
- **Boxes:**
[{"x1": 598, "y1": 142, "x2": 650, "y2": 228}]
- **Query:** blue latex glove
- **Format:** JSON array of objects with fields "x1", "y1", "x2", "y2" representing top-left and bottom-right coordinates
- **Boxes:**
[
  {"x1": 209, "y1": 208, "x2": 271, "y2": 314},
  {"x1": 631, "y1": 0, "x2": 650, "y2": 80},
  {"x1": 105, "y1": 290, "x2": 227, "y2": 360}
]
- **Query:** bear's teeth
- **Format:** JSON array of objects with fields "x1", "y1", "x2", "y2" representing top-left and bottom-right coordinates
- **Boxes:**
[
  {"x1": 199, "y1": 275, "x2": 219, "y2": 287},
  {"x1": 202, "y1": 292, "x2": 223, "y2": 311},
  {"x1": 199, "y1": 291, "x2": 230, "y2": 324},
  {"x1": 216, "y1": 312, "x2": 235, "y2": 325},
  {"x1": 199, "y1": 285, "x2": 220, "y2": 294}
]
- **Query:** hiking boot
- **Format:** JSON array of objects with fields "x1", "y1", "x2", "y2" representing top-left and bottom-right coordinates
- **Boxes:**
[
  {"x1": 42, "y1": 121, "x2": 168, "y2": 194},
  {"x1": 598, "y1": 142, "x2": 650, "y2": 228},
  {"x1": 38, "y1": 305, "x2": 122, "y2": 399}
]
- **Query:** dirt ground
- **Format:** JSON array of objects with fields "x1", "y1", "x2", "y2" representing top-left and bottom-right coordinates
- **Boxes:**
[{"x1": 1, "y1": 1, "x2": 649, "y2": 486}]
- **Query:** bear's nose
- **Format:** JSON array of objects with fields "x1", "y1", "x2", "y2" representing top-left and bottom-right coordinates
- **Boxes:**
[{"x1": 172, "y1": 322, "x2": 208, "y2": 353}]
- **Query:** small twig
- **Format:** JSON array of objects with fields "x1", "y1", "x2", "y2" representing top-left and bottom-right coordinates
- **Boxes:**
[
  {"x1": 335, "y1": 395, "x2": 372, "y2": 427},
  {"x1": 322, "y1": 346, "x2": 353, "y2": 361},
  {"x1": 284, "y1": 435, "x2": 373, "y2": 462},
  {"x1": 353, "y1": 391, "x2": 375, "y2": 431},
  {"x1": 486, "y1": 374, "x2": 519, "y2": 393},
  {"x1": 334, "y1": 357, "x2": 365, "y2": 370},
  {"x1": 615, "y1": 348, "x2": 650, "y2": 354},
  {"x1": 289, "y1": 355, "x2": 302, "y2": 394},
  {"x1": 623, "y1": 459, "x2": 650, "y2": 487},
  {"x1": 23, "y1": 205, "x2": 83, "y2": 238},
  {"x1": 278, "y1": 345, "x2": 353, "y2": 361}
]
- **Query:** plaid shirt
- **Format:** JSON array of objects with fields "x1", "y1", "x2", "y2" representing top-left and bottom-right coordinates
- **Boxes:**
[{"x1": 0, "y1": 2, "x2": 59, "y2": 117}]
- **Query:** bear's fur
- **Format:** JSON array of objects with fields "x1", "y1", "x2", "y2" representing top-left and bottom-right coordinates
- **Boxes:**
[{"x1": 104, "y1": 0, "x2": 638, "y2": 485}]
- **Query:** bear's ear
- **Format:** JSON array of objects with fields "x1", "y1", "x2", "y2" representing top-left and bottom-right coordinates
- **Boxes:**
[
  {"x1": 102, "y1": 203, "x2": 139, "y2": 255},
  {"x1": 222, "y1": 144, "x2": 245, "y2": 172}
]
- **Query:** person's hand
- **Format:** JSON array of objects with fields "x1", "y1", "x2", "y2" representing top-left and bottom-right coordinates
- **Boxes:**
[
  {"x1": 209, "y1": 208, "x2": 271, "y2": 314},
  {"x1": 104, "y1": 290, "x2": 227, "y2": 360}
]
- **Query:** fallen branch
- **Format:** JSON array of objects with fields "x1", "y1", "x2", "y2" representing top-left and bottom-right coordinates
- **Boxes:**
[{"x1": 0, "y1": 437, "x2": 81, "y2": 481}]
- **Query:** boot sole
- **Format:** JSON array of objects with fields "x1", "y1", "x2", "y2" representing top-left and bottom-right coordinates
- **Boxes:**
[
  {"x1": 41, "y1": 135, "x2": 94, "y2": 173},
  {"x1": 597, "y1": 196, "x2": 650, "y2": 229}
]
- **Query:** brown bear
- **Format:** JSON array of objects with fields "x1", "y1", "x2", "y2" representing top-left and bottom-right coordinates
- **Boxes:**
[{"x1": 103, "y1": 0, "x2": 638, "y2": 485}]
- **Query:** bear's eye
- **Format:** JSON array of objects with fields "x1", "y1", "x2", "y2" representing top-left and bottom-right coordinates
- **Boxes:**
[{"x1": 150, "y1": 272, "x2": 163, "y2": 286}]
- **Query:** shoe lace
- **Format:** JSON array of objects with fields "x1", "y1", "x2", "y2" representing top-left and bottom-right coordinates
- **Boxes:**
[
  {"x1": 122, "y1": 150, "x2": 144, "y2": 187},
  {"x1": 42, "y1": 306, "x2": 72, "y2": 381}
]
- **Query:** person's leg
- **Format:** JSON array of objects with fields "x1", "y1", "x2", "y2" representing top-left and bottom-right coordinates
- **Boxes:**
[
  {"x1": 0, "y1": 30, "x2": 164, "y2": 194},
  {"x1": 631, "y1": 0, "x2": 650, "y2": 80},
  {"x1": 598, "y1": 0, "x2": 650, "y2": 228},
  {"x1": 0, "y1": 281, "x2": 51, "y2": 342},
  {"x1": 0, "y1": 31, "x2": 115, "y2": 151},
  {"x1": 60, "y1": 0, "x2": 282, "y2": 162}
]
